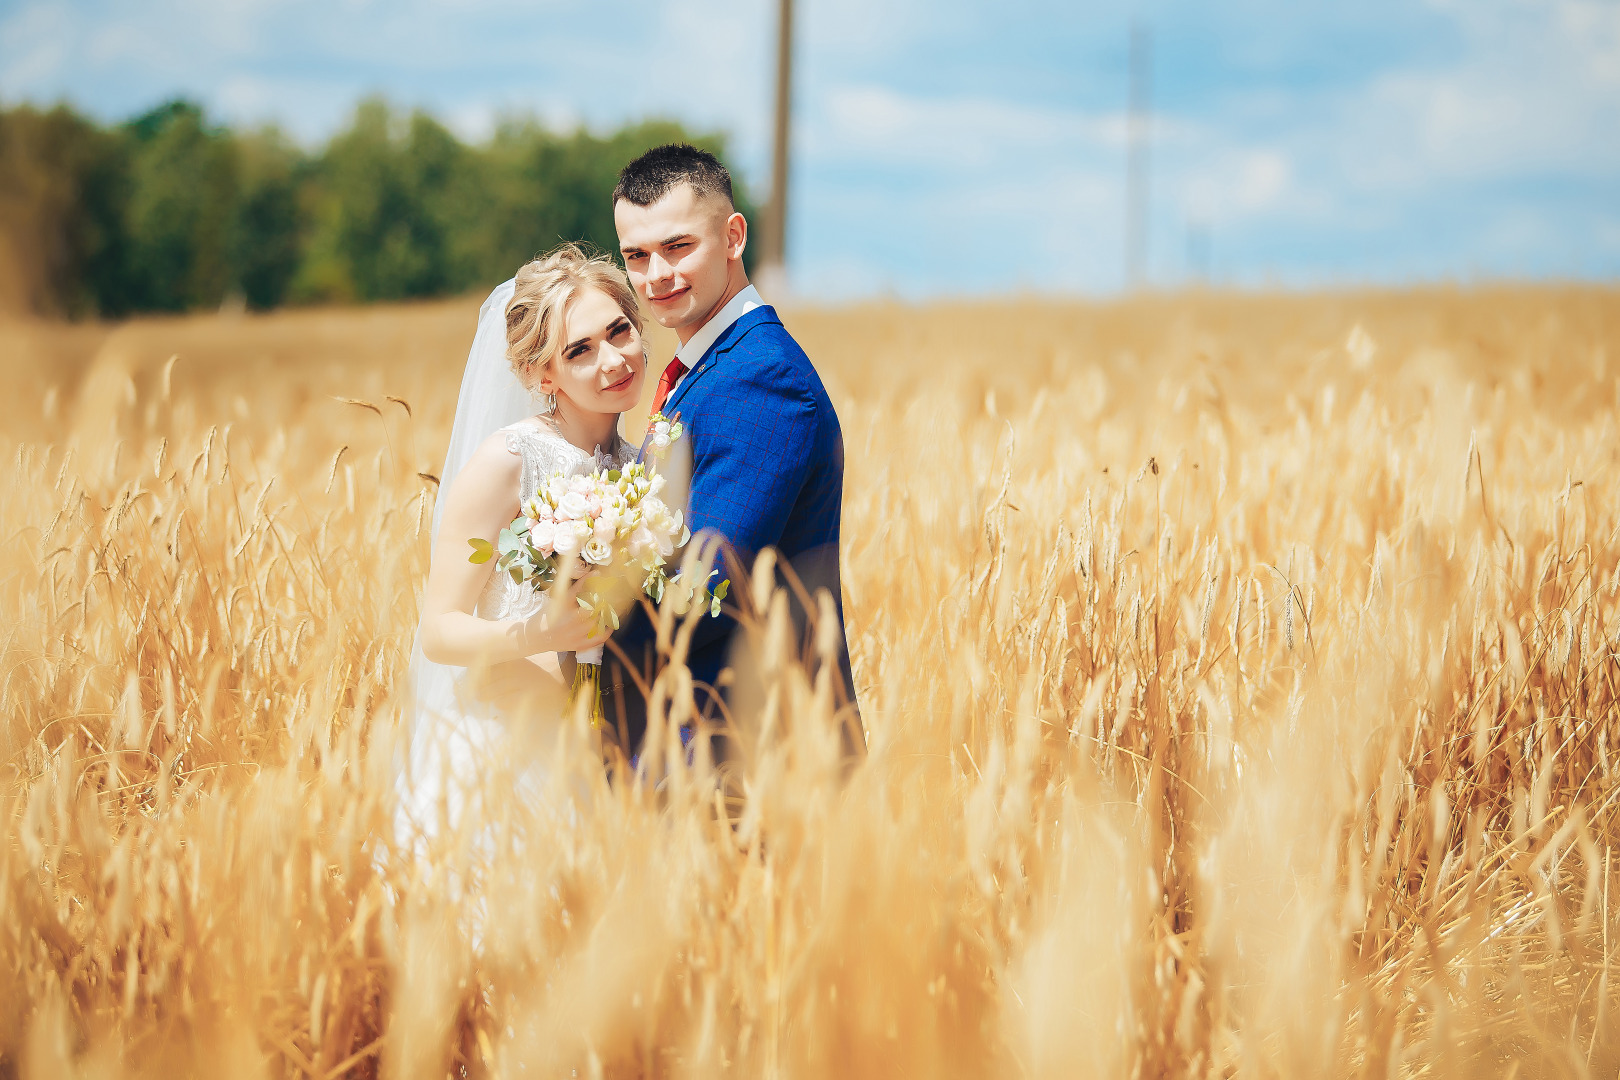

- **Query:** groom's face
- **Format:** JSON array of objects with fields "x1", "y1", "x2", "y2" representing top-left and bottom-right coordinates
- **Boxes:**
[{"x1": 615, "y1": 184, "x2": 746, "y2": 337}]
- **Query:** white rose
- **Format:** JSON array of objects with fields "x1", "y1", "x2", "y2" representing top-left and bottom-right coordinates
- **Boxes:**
[
  {"x1": 552, "y1": 525, "x2": 584, "y2": 557},
  {"x1": 593, "y1": 517, "x2": 616, "y2": 543},
  {"x1": 557, "y1": 491, "x2": 590, "y2": 521},
  {"x1": 582, "y1": 538, "x2": 614, "y2": 566}
]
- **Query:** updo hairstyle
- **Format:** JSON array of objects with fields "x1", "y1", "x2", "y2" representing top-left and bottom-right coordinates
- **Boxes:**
[{"x1": 504, "y1": 243, "x2": 642, "y2": 390}]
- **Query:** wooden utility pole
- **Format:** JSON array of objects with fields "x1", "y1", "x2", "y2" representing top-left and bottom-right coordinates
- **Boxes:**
[
  {"x1": 1126, "y1": 20, "x2": 1152, "y2": 291},
  {"x1": 762, "y1": 0, "x2": 794, "y2": 292}
]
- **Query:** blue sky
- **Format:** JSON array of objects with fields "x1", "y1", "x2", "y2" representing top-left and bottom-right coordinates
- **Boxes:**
[{"x1": 4, "y1": 0, "x2": 1617, "y2": 298}]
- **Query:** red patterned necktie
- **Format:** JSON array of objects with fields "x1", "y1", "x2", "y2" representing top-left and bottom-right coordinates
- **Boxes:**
[{"x1": 650, "y1": 357, "x2": 688, "y2": 416}]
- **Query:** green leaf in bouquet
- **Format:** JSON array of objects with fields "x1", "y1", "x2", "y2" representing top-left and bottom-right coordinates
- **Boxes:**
[
  {"x1": 714, "y1": 579, "x2": 729, "y2": 601},
  {"x1": 468, "y1": 538, "x2": 494, "y2": 564},
  {"x1": 608, "y1": 469, "x2": 621, "y2": 482},
  {"x1": 498, "y1": 528, "x2": 523, "y2": 556},
  {"x1": 508, "y1": 566, "x2": 523, "y2": 584}
]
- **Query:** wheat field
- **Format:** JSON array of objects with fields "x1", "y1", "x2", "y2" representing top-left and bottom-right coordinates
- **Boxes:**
[{"x1": 3, "y1": 285, "x2": 1620, "y2": 1078}]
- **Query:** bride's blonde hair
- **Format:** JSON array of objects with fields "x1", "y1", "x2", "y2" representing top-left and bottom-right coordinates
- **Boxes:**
[{"x1": 504, "y1": 243, "x2": 642, "y2": 390}]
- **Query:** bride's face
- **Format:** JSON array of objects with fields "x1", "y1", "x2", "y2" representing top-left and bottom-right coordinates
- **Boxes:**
[{"x1": 535, "y1": 286, "x2": 645, "y2": 414}]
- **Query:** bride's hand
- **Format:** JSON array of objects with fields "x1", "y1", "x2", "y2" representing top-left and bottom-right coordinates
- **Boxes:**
[{"x1": 520, "y1": 573, "x2": 605, "y2": 654}]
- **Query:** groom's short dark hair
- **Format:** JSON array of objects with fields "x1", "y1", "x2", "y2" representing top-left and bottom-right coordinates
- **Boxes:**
[{"x1": 614, "y1": 144, "x2": 735, "y2": 209}]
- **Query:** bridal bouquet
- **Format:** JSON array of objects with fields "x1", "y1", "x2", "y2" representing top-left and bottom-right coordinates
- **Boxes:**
[{"x1": 469, "y1": 414, "x2": 728, "y2": 724}]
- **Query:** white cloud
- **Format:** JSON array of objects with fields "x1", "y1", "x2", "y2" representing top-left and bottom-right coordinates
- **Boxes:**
[
  {"x1": 815, "y1": 84, "x2": 1128, "y2": 169},
  {"x1": 2, "y1": 0, "x2": 1615, "y2": 295},
  {"x1": 1333, "y1": 0, "x2": 1620, "y2": 186}
]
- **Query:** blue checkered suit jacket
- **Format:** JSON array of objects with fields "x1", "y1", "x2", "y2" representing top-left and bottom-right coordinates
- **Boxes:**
[{"x1": 602, "y1": 304, "x2": 860, "y2": 755}]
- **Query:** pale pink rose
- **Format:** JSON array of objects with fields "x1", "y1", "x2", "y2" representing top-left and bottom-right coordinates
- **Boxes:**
[
  {"x1": 568, "y1": 474, "x2": 592, "y2": 496},
  {"x1": 593, "y1": 517, "x2": 616, "y2": 544},
  {"x1": 528, "y1": 520, "x2": 556, "y2": 556},
  {"x1": 627, "y1": 524, "x2": 658, "y2": 561}
]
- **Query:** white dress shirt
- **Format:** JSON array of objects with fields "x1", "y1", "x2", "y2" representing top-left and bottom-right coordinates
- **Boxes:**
[{"x1": 669, "y1": 284, "x2": 763, "y2": 395}]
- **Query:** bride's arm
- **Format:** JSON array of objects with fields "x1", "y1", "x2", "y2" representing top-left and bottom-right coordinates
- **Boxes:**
[{"x1": 418, "y1": 433, "x2": 599, "y2": 665}]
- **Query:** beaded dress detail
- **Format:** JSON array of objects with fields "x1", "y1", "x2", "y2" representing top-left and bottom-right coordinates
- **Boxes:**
[{"x1": 475, "y1": 417, "x2": 634, "y2": 623}]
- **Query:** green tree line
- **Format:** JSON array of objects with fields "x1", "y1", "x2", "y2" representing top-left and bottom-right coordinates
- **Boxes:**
[{"x1": 0, "y1": 98, "x2": 752, "y2": 317}]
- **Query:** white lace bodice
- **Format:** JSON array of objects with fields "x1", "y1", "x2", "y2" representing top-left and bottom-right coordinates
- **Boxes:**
[{"x1": 474, "y1": 418, "x2": 635, "y2": 622}]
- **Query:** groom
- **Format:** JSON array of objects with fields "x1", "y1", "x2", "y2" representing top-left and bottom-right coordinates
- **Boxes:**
[{"x1": 602, "y1": 144, "x2": 863, "y2": 764}]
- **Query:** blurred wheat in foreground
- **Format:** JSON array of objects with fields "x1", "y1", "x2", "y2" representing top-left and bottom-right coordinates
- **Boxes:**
[{"x1": 3, "y1": 287, "x2": 1620, "y2": 1078}]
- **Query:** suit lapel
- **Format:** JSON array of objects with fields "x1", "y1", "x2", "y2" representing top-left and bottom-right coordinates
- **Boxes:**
[{"x1": 662, "y1": 305, "x2": 780, "y2": 419}]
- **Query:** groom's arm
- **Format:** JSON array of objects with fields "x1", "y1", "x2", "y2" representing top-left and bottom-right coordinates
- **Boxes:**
[
  {"x1": 688, "y1": 362, "x2": 819, "y2": 567},
  {"x1": 609, "y1": 360, "x2": 818, "y2": 671}
]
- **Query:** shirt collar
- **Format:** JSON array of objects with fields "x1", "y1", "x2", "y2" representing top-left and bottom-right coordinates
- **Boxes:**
[{"x1": 675, "y1": 284, "x2": 763, "y2": 369}]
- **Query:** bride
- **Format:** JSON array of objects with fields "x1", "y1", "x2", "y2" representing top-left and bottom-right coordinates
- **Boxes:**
[{"x1": 403, "y1": 243, "x2": 646, "y2": 843}]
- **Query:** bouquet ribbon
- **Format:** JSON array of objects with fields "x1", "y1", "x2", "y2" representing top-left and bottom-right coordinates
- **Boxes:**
[{"x1": 573, "y1": 643, "x2": 606, "y2": 728}]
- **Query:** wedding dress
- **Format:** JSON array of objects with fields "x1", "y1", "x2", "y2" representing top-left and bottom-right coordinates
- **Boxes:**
[{"x1": 398, "y1": 281, "x2": 630, "y2": 850}]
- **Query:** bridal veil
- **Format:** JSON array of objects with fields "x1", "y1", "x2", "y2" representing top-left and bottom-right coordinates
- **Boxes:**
[{"x1": 402, "y1": 279, "x2": 528, "y2": 845}]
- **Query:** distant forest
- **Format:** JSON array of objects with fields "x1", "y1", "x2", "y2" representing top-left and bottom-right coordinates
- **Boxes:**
[{"x1": 0, "y1": 99, "x2": 753, "y2": 318}]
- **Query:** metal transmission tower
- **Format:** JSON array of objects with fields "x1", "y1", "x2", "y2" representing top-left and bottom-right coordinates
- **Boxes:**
[
  {"x1": 761, "y1": 0, "x2": 795, "y2": 295},
  {"x1": 1126, "y1": 20, "x2": 1152, "y2": 291}
]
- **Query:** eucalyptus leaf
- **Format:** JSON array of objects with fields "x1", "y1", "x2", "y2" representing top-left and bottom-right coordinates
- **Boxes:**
[{"x1": 468, "y1": 538, "x2": 494, "y2": 564}]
